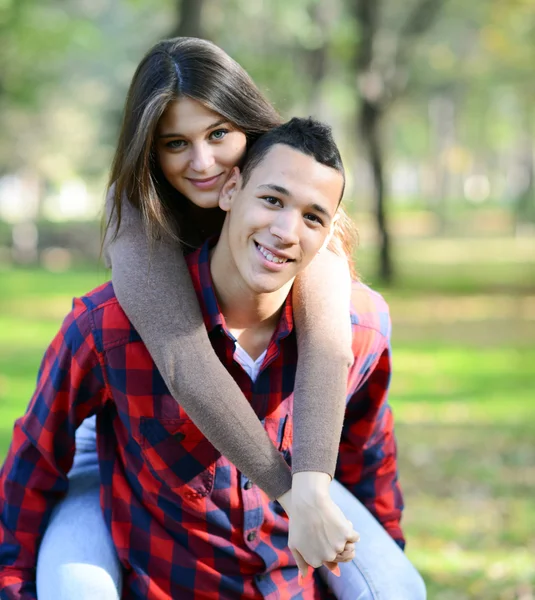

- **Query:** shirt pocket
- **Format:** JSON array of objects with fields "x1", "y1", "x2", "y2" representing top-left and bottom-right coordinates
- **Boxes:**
[
  {"x1": 263, "y1": 412, "x2": 293, "y2": 470},
  {"x1": 137, "y1": 417, "x2": 219, "y2": 499}
]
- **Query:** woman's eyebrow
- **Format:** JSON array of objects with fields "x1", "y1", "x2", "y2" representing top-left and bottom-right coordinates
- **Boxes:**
[
  {"x1": 204, "y1": 118, "x2": 230, "y2": 131},
  {"x1": 158, "y1": 119, "x2": 230, "y2": 139}
]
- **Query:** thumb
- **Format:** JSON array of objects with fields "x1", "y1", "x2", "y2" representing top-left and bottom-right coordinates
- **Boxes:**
[{"x1": 292, "y1": 548, "x2": 309, "y2": 579}]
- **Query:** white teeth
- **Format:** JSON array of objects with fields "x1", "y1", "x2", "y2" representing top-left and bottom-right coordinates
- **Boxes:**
[{"x1": 257, "y1": 244, "x2": 288, "y2": 264}]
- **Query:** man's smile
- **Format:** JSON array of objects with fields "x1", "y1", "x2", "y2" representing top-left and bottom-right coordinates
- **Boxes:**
[{"x1": 254, "y1": 242, "x2": 295, "y2": 269}]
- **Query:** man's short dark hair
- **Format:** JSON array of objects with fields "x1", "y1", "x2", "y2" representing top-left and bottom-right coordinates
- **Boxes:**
[{"x1": 240, "y1": 117, "x2": 345, "y2": 202}]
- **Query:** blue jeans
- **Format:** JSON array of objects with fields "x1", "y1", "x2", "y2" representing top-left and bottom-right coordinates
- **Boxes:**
[{"x1": 36, "y1": 417, "x2": 425, "y2": 599}]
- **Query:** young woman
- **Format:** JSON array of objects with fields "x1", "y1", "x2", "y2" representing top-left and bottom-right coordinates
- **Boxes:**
[{"x1": 36, "y1": 38, "x2": 425, "y2": 600}]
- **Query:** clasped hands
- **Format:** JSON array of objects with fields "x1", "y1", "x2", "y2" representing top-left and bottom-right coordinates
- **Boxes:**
[{"x1": 277, "y1": 472, "x2": 359, "y2": 579}]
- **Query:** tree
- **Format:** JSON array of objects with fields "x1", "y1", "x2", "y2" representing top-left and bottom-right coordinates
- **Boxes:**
[
  {"x1": 171, "y1": 0, "x2": 204, "y2": 38},
  {"x1": 352, "y1": 0, "x2": 447, "y2": 283}
]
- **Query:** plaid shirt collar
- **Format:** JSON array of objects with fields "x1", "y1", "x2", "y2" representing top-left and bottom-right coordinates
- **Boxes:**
[{"x1": 188, "y1": 238, "x2": 295, "y2": 345}]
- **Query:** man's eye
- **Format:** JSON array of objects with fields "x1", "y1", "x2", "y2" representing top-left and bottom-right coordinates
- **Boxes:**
[
  {"x1": 166, "y1": 139, "x2": 187, "y2": 149},
  {"x1": 305, "y1": 213, "x2": 324, "y2": 226},
  {"x1": 262, "y1": 196, "x2": 281, "y2": 206},
  {"x1": 210, "y1": 129, "x2": 228, "y2": 140}
]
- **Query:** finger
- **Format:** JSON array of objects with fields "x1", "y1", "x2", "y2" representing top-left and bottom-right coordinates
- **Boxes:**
[
  {"x1": 347, "y1": 529, "x2": 360, "y2": 543},
  {"x1": 340, "y1": 542, "x2": 355, "y2": 554},
  {"x1": 335, "y1": 547, "x2": 356, "y2": 562},
  {"x1": 333, "y1": 534, "x2": 355, "y2": 555},
  {"x1": 292, "y1": 548, "x2": 309, "y2": 579},
  {"x1": 333, "y1": 542, "x2": 354, "y2": 559}
]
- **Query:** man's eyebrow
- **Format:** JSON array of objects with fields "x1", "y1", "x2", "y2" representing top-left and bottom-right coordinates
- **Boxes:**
[
  {"x1": 158, "y1": 119, "x2": 230, "y2": 139},
  {"x1": 258, "y1": 184, "x2": 292, "y2": 196},
  {"x1": 310, "y1": 203, "x2": 332, "y2": 219}
]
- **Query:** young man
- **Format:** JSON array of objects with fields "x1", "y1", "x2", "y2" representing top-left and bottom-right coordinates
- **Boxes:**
[{"x1": 0, "y1": 118, "x2": 424, "y2": 599}]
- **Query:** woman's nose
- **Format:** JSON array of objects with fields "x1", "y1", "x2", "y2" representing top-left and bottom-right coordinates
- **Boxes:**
[{"x1": 190, "y1": 143, "x2": 215, "y2": 172}]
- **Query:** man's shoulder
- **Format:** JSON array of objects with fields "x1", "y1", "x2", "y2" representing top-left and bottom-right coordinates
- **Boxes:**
[
  {"x1": 70, "y1": 281, "x2": 137, "y2": 350},
  {"x1": 349, "y1": 281, "x2": 391, "y2": 339},
  {"x1": 72, "y1": 280, "x2": 115, "y2": 309}
]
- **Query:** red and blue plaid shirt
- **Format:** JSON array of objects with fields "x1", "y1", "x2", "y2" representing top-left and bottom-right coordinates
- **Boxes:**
[{"x1": 0, "y1": 240, "x2": 403, "y2": 599}]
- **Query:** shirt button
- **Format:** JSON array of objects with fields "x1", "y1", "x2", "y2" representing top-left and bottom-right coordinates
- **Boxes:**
[
  {"x1": 244, "y1": 480, "x2": 253, "y2": 490},
  {"x1": 247, "y1": 531, "x2": 256, "y2": 542}
]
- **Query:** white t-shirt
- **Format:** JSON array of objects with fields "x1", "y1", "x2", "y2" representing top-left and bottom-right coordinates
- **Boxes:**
[{"x1": 233, "y1": 342, "x2": 267, "y2": 383}]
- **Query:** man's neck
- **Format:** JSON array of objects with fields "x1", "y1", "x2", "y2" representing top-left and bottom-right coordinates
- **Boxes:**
[{"x1": 209, "y1": 244, "x2": 293, "y2": 360}]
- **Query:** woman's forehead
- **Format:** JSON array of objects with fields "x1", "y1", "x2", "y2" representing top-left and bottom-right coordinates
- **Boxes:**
[{"x1": 158, "y1": 97, "x2": 226, "y2": 137}]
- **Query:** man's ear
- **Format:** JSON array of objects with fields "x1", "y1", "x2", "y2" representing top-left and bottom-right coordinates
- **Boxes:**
[
  {"x1": 318, "y1": 212, "x2": 340, "y2": 254},
  {"x1": 219, "y1": 167, "x2": 241, "y2": 212}
]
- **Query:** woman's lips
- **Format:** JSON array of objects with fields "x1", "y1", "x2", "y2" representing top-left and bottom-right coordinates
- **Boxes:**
[{"x1": 186, "y1": 174, "x2": 223, "y2": 190}]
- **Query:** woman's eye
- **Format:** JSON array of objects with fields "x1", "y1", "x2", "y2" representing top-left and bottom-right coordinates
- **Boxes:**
[
  {"x1": 210, "y1": 129, "x2": 228, "y2": 140},
  {"x1": 166, "y1": 139, "x2": 187, "y2": 149}
]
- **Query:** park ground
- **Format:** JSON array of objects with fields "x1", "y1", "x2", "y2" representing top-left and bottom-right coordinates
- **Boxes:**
[{"x1": 0, "y1": 236, "x2": 534, "y2": 599}]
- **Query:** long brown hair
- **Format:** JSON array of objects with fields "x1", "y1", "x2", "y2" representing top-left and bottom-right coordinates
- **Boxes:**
[
  {"x1": 106, "y1": 36, "x2": 358, "y2": 270},
  {"x1": 328, "y1": 205, "x2": 359, "y2": 279}
]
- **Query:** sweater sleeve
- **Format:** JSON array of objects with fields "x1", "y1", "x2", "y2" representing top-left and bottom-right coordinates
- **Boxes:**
[
  {"x1": 291, "y1": 250, "x2": 353, "y2": 477},
  {"x1": 103, "y1": 191, "x2": 292, "y2": 500}
]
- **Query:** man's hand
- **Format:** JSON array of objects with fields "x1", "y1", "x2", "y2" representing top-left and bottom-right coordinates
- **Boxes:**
[{"x1": 277, "y1": 472, "x2": 359, "y2": 578}]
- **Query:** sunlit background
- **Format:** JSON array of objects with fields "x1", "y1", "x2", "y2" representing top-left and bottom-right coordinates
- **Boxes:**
[{"x1": 1, "y1": 1, "x2": 534, "y2": 598}]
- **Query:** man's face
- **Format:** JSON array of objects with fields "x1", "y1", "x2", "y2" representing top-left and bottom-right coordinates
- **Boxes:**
[{"x1": 218, "y1": 144, "x2": 344, "y2": 295}]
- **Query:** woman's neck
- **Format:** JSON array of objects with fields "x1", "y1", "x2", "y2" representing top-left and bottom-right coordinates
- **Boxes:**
[
  {"x1": 175, "y1": 205, "x2": 225, "y2": 249},
  {"x1": 188, "y1": 205, "x2": 225, "y2": 242}
]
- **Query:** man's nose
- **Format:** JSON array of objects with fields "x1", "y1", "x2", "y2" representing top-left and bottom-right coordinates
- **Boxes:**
[
  {"x1": 270, "y1": 211, "x2": 300, "y2": 245},
  {"x1": 190, "y1": 143, "x2": 215, "y2": 172}
]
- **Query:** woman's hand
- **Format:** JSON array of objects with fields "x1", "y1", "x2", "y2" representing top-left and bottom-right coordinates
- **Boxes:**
[{"x1": 277, "y1": 472, "x2": 359, "y2": 577}]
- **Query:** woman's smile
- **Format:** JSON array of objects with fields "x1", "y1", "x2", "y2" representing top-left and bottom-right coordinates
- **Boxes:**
[{"x1": 185, "y1": 173, "x2": 224, "y2": 190}]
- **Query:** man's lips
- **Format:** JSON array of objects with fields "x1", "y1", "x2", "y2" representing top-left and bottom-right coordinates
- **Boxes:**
[
  {"x1": 255, "y1": 242, "x2": 295, "y2": 266},
  {"x1": 185, "y1": 173, "x2": 224, "y2": 189}
]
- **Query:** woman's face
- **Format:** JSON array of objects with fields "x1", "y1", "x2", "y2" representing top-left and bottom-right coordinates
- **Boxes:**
[{"x1": 156, "y1": 97, "x2": 247, "y2": 209}]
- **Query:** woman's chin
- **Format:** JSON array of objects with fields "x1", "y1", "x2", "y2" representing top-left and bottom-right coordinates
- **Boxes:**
[{"x1": 187, "y1": 190, "x2": 221, "y2": 210}]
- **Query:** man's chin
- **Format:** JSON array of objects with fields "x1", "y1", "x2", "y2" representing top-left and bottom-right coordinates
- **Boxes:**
[{"x1": 247, "y1": 273, "x2": 294, "y2": 295}]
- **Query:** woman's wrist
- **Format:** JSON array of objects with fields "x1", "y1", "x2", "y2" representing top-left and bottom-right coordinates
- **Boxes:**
[
  {"x1": 277, "y1": 489, "x2": 292, "y2": 516},
  {"x1": 291, "y1": 471, "x2": 331, "y2": 503}
]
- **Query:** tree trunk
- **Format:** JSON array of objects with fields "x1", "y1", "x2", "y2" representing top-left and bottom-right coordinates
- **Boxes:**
[
  {"x1": 303, "y1": 2, "x2": 334, "y2": 118},
  {"x1": 516, "y1": 98, "x2": 535, "y2": 227},
  {"x1": 171, "y1": 0, "x2": 204, "y2": 38},
  {"x1": 354, "y1": 0, "x2": 393, "y2": 283},
  {"x1": 359, "y1": 99, "x2": 392, "y2": 283}
]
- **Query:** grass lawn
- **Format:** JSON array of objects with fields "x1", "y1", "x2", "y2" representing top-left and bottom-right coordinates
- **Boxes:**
[{"x1": 0, "y1": 251, "x2": 534, "y2": 599}]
